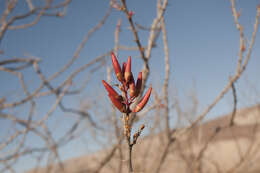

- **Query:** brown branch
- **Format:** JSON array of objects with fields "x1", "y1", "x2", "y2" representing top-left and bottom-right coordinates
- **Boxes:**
[
  {"x1": 188, "y1": 0, "x2": 260, "y2": 129},
  {"x1": 120, "y1": 0, "x2": 146, "y2": 61},
  {"x1": 0, "y1": 0, "x2": 71, "y2": 44},
  {"x1": 229, "y1": 82, "x2": 237, "y2": 126}
]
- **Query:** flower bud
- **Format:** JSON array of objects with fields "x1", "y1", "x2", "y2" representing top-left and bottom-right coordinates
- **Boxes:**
[
  {"x1": 108, "y1": 94, "x2": 126, "y2": 113},
  {"x1": 133, "y1": 87, "x2": 152, "y2": 112},
  {"x1": 241, "y1": 43, "x2": 246, "y2": 52},
  {"x1": 102, "y1": 80, "x2": 120, "y2": 99},
  {"x1": 128, "y1": 11, "x2": 134, "y2": 18},
  {"x1": 122, "y1": 62, "x2": 126, "y2": 77},
  {"x1": 124, "y1": 56, "x2": 132, "y2": 83},
  {"x1": 135, "y1": 72, "x2": 142, "y2": 97},
  {"x1": 129, "y1": 76, "x2": 135, "y2": 98},
  {"x1": 111, "y1": 52, "x2": 123, "y2": 82}
]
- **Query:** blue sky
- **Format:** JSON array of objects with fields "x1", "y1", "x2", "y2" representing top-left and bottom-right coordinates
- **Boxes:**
[{"x1": 1, "y1": 0, "x2": 260, "y2": 172}]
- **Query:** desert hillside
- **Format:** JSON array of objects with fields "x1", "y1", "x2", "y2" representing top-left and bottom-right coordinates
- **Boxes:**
[{"x1": 27, "y1": 105, "x2": 260, "y2": 173}]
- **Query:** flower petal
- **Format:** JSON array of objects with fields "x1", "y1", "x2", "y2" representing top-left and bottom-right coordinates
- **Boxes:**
[
  {"x1": 111, "y1": 52, "x2": 123, "y2": 82},
  {"x1": 108, "y1": 94, "x2": 126, "y2": 113},
  {"x1": 135, "y1": 72, "x2": 142, "y2": 97},
  {"x1": 102, "y1": 80, "x2": 120, "y2": 99},
  {"x1": 124, "y1": 56, "x2": 132, "y2": 83},
  {"x1": 133, "y1": 87, "x2": 152, "y2": 112}
]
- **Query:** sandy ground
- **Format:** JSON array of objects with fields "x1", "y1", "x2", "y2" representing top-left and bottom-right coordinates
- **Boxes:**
[{"x1": 27, "y1": 105, "x2": 260, "y2": 173}]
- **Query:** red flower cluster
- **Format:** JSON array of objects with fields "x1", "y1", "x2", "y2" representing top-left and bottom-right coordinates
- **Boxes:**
[{"x1": 103, "y1": 52, "x2": 152, "y2": 113}]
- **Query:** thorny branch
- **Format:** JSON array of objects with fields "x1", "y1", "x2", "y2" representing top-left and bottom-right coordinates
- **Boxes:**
[
  {"x1": 0, "y1": 1, "x2": 114, "y2": 172},
  {"x1": 173, "y1": 0, "x2": 260, "y2": 140},
  {"x1": 0, "y1": 0, "x2": 71, "y2": 45},
  {"x1": 1, "y1": 0, "x2": 260, "y2": 173}
]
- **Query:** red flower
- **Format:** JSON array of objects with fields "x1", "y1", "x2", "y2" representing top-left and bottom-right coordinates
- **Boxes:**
[
  {"x1": 129, "y1": 76, "x2": 135, "y2": 98},
  {"x1": 128, "y1": 11, "x2": 134, "y2": 18},
  {"x1": 133, "y1": 87, "x2": 152, "y2": 112},
  {"x1": 103, "y1": 52, "x2": 152, "y2": 114},
  {"x1": 102, "y1": 80, "x2": 120, "y2": 99},
  {"x1": 108, "y1": 94, "x2": 126, "y2": 113},
  {"x1": 135, "y1": 72, "x2": 142, "y2": 97},
  {"x1": 111, "y1": 52, "x2": 123, "y2": 82},
  {"x1": 124, "y1": 56, "x2": 132, "y2": 83},
  {"x1": 121, "y1": 62, "x2": 126, "y2": 77}
]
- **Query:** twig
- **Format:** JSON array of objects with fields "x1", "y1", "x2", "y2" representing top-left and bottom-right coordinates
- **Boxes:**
[
  {"x1": 229, "y1": 82, "x2": 237, "y2": 126},
  {"x1": 189, "y1": 1, "x2": 260, "y2": 129}
]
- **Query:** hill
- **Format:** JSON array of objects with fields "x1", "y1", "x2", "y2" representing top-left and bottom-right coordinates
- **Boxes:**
[{"x1": 27, "y1": 105, "x2": 260, "y2": 173}]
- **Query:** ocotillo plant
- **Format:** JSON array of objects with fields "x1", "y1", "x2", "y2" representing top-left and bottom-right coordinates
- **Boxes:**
[{"x1": 102, "y1": 52, "x2": 152, "y2": 172}]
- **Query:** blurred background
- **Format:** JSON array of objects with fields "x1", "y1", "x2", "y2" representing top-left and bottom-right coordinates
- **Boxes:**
[{"x1": 0, "y1": 0, "x2": 260, "y2": 172}]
